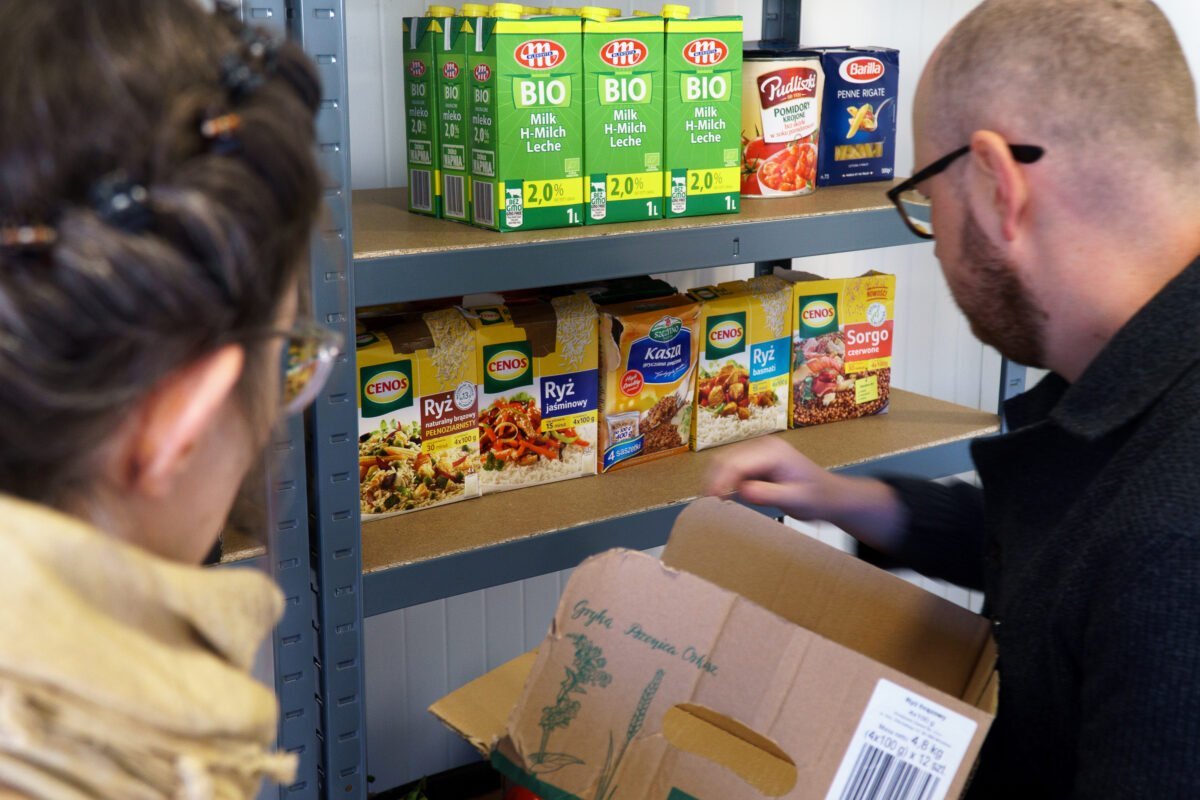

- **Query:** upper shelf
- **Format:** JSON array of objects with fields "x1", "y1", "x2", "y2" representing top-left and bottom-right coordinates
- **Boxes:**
[
  {"x1": 360, "y1": 389, "x2": 997, "y2": 616},
  {"x1": 351, "y1": 181, "x2": 920, "y2": 305}
]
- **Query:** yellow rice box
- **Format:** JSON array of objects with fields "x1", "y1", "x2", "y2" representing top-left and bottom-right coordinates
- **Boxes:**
[
  {"x1": 461, "y1": 293, "x2": 599, "y2": 492},
  {"x1": 356, "y1": 308, "x2": 481, "y2": 517},
  {"x1": 598, "y1": 293, "x2": 701, "y2": 471},
  {"x1": 776, "y1": 270, "x2": 896, "y2": 427},
  {"x1": 687, "y1": 274, "x2": 791, "y2": 449}
]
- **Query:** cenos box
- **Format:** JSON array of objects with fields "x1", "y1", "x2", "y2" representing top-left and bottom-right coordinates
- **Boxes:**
[
  {"x1": 583, "y1": 13, "x2": 665, "y2": 224},
  {"x1": 467, "y1": 13, "x2": 585, "y2": 231},
  {"x1": 663, "y1": 15, "x2": 742, "y2": 218},
  {"x1": 812, "y1": 47, "x2": 899, "y2": 186}
]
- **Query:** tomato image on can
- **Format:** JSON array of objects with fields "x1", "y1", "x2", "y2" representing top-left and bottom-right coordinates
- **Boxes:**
[{"x1": 741, "y1": 53, "x2": 824, "y2": 197}]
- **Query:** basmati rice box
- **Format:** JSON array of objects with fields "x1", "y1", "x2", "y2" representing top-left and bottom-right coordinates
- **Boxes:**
[
  {"x1": 776, "y1": 270, "x2": 896, "y2": 428},
  {"x1": 687, "y1": 275, "x2": 791, "y2": 450},
  {"x1": 462, "y1": 294, "x2": 599, "y2": 492},
  {"x1": 598, "y1": 293, "x2": 701, "y2": 471},
  {"x1": 356, "y1": 308, "x2": 481, "y2": 517}
]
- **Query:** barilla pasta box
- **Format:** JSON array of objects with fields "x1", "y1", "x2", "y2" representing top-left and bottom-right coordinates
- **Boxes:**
[
  {"x1": 436, "y1": 15, "x2": 476, "y2": 221},
  {"x1": 467, "y1": 14, "x2": 585, "y2": 231},
  {"x1": 812, "y1": 47, "x2": 899, "y2": 186},
  {"x1": 663, "y1": 15, "x2": 742, "y2": 218},
  {"x1": 598, "y1": 294, "x2": 701, "y2": 471},
  {"x1": 583, "y1": 14, "x2": 665, "y2": 224},
  {"x1": 687, "y1": 275, "x2": 791, "y2": 450},
  {"x1": 356, "y1": 309, "x2": 481, "y2": 517},
  {"x1": 776, "y1": 270, "x2": 896, "y2": 428},
  {"x1": 403, "y1": 17, "x2": 443, "y2": 216},
  {"x1": 461, "y1": 294, "x2": 599, "y2": 492}
]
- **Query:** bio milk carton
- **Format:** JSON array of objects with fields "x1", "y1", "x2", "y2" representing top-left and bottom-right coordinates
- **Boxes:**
[
  {"x1": 402, "y1": 14, "x2": 447, "y2": 216},
  {"x1": 435, "y1": 13, "x2": 476, "y2": 221},
  {"x1": 462, "y1": 294, "x2": 599, "y2": 492},
  {"x1": 663, "y1": 13, "x2": 742, "y2": 218},
  {"x1": 813, "y1": 47, "x2": 900, "y2": 186},
  {"x1": 467, "y1": 10, "x2": 585, "y2": 231},
  {"x1": 582, "y1": 10, "x2": 665, "y2": 224},
  {"x1": 777, "y1": 270, "x2": 896, "y2": 428},
  {"x1": 356, "y1": 309, "x2": 481, "y2": 517},
  {"x1": 688, "y1": 275, "x2": 791, "y2": 450}
]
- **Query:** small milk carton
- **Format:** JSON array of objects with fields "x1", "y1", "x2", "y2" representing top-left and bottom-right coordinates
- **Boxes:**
[
  {"x1": 813, "y1": 47, "x2": 900, "y2": 186},
  {"x1": 436, "y1": 14, "x2": 476, "y2": 221},
  {"x1": 356, "y1": 309, "x2": 481, "y2": 517},
  {"x1": 777, "y1": 270, "x2": 896, "y2": 428},
  {"x1": 582, "y1": 13, "x2": 665, "y2": 224},
  {"x1": 663, "y1": 14, "x2": 742, "y2": 218},
  {"x1": 402, "y1": 16, "x2": 444, "y2": 216},
  {"x1": 467, "y1": 13, "x2": 585, "y2": 231},
  {"x1": 462, "y1": 294, "x2": 599, "y2": 493},
  {"x1": 688, "y1": 275, "x2": 791, "y2": 450}
]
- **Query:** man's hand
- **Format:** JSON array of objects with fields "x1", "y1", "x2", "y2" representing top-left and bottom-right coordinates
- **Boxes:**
[{"x1": 704, "y1": 436, "x2": 909, "y2": 553}]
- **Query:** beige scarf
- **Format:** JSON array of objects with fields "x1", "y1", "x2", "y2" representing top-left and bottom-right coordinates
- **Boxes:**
[{"x1": 0, "y1": 495, "x2": 296, "y2": 799}]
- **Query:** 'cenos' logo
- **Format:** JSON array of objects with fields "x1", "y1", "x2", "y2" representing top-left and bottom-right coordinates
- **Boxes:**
[
  {"x1": 705, "y1": 312, "x2": 746, "y2": 359},
  {"x1": 483, "y1": 341, "x2": 533, "y2": 394},
  {"x1": 650, "y1": 315, "x2": 683, "y2": 343},
  {"x1": 360, "y1": 360, "x2": 415, "y2": 418},
  {"x1": 798, "y1": 294, "x2": 839, "y2": 336}
]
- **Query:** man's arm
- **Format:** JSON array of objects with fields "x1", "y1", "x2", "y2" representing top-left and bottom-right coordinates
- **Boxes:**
[{"x1": 1073, "y1": 532, "x2": 1200, "y2": 797}]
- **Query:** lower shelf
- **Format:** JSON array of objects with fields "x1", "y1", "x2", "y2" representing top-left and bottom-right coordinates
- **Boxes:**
[{"x1": 361, "y1": 389, "x2": 998, "y2": 616}]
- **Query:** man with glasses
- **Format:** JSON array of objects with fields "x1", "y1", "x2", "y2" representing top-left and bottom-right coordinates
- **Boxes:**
[{"x1": 708, "y1": 0, "x2": 1200, "y2": 795}]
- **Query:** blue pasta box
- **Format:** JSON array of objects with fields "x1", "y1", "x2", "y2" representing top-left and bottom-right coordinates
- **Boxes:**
[{"x1": 811, "y1": 47, "x2": 899, "y2": 186}]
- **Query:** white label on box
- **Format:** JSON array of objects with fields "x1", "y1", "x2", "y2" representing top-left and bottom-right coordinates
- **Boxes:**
[{"x1": 823, "y1": 679, "x2": 978, "y2": 800}]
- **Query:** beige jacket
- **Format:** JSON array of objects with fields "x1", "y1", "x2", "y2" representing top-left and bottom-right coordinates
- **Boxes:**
[{"x1": 0, "y1": 495, "x2": 296, "y2": 799}]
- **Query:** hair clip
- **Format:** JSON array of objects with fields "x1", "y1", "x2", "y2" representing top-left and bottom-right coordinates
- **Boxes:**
[
  {"x1": 200, "y1": 112, "x2": 242, "y2": 154},
  {"x1": 91, "y1": 172, "x2": 151, "y2": 234},
  {"x1": 238, "y1": 25, "x2": 281, "y2": 71},
  {"x1": 219, "y1": 27, "x2": 282, "y2": 103},
  {"x1": 0, "y1": 224, "x2": 57, "y2": 251}
]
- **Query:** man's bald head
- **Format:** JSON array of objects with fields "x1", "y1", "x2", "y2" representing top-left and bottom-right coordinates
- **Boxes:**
[{"x1": 921, "y1": 0, "x2": 1199, "y2": 186}]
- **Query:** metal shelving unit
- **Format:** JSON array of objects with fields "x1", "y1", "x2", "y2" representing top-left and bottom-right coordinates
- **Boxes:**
[{"x1": 279, "y1": 1, "x2": 1021, "y2": 796}]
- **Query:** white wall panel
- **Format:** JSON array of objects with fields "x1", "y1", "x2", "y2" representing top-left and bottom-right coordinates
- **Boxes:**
[{"x1": 353, "y1": 1, "x2": 1200, "y2": 789}]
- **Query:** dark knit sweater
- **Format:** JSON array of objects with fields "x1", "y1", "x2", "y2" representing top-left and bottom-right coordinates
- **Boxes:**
[{"x1": 883, "y1": 256, "x2": 1200, "y2": 798}]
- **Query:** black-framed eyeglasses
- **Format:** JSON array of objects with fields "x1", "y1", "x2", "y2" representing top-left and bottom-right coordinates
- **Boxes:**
[{"x1": 886, "y1": 144, "x2": 1045, "y2": 240}]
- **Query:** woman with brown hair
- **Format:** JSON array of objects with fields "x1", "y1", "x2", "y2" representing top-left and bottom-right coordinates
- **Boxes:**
[{"x1": 0, "y1": 1, "x2": 337, "y2": 797}]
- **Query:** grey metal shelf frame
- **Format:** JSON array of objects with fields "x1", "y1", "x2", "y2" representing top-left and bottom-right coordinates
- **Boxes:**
[{"x1": 289, "y1": 1, "x2": 1024, "y2": 797}]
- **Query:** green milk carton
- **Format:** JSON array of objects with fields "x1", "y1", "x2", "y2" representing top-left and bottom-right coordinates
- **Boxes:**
[
  {"x1": 436, "y1": 14, "x2": 475, "y2": 222},
  {"x1": 403, "y1": 16, "x2": 444, "y2": 216},
  {"x1": 663, "y1": 15, "x2": 742, "y2": 218},
  {"x1": 467, "y1": 13, "x2": 585, "y2": 231},
  {"x1": 582, "y1": 12, "x2": 665, "y2": 224}
]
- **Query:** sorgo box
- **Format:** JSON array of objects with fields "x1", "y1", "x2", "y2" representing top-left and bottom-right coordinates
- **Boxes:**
[
  {"x1": 776, "y1": 270, "x2": 896, "y2": 428},
  {"x1": 663, "y1": 15, "x2": 743, "y2": 218},
  {"x1": 467, "y1": 14, "x2": 585, "y2": 231}
]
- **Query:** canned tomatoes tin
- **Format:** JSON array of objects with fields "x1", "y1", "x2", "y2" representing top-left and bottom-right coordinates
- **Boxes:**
[{"x1": 741, "y1": 53, "x2": 824, "y2": 197}]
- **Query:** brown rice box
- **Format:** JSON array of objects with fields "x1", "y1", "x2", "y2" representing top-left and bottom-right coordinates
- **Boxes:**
[
  {"x1": 776, "y1": 270, "x2": 896, "y2": 427},
  {"x1": 598, "y1": 293, "x2": 701, "y2": 471}
]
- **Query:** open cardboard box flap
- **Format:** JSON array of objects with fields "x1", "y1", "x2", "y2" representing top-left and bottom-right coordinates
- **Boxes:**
[{"x1": 431, "y1": 498, "x2": 997, "y2": 799}]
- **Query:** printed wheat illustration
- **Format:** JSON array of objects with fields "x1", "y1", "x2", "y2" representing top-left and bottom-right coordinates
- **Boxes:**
[
  {"x1": 594, "y1": 668, "x2": 666, "y2": 800},
  {"x1": 529, "y1": 633, "x2": 612, "y2": 775}
]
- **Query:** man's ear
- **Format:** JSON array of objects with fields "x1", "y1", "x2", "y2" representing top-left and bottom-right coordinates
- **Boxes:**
[
  {"x1": 967, "y1": 129, "x2": 1030, "y2": 242},
  {"x1": 126, "y1": 345, "x2": 246, "y2": 498}
]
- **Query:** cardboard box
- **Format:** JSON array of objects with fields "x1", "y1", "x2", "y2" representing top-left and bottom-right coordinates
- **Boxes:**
[
  {"x1": 777, "y1": 270, "x2": 896, "y2": 429},
  {"x1": 466, "y1": 14, "x2": 585, "y2": 231},
  {"x1": 663, "y1": 16, "x2": 743, "y2": 218},
  {"x1": 436, "y1": 15, "x2": 476, "y2": 221},
  {"x1": 583, "y1": 14, "x2": 665, "y2": 224},
  {"x1": 462, "y1": 295, "x2": 600, "y2": 493},
  {"x1": 402, "y1": 16, "x2": 444, "y2": 216},
  {"x1": 356, "y1": 309, "x2": 481, "y2": 517},
  {"x1": 811, "y1": 47, "x2": 900, "y2": 187},
  {"x1": 688, "y1": 276, "x2": 791, "y2": 450},
  {"x1": 432, "y1": 498, "x2": 997, "y2": 799}
]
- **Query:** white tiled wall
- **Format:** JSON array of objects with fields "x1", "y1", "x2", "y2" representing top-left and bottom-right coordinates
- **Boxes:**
[{"x1": 348, "y1": 0, "x2": 1200, "y2": 788}]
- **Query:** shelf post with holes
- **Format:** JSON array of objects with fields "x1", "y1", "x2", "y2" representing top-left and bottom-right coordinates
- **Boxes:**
[{"x1": 287, "y1": 1, "x2": 366, "y2": 798}]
